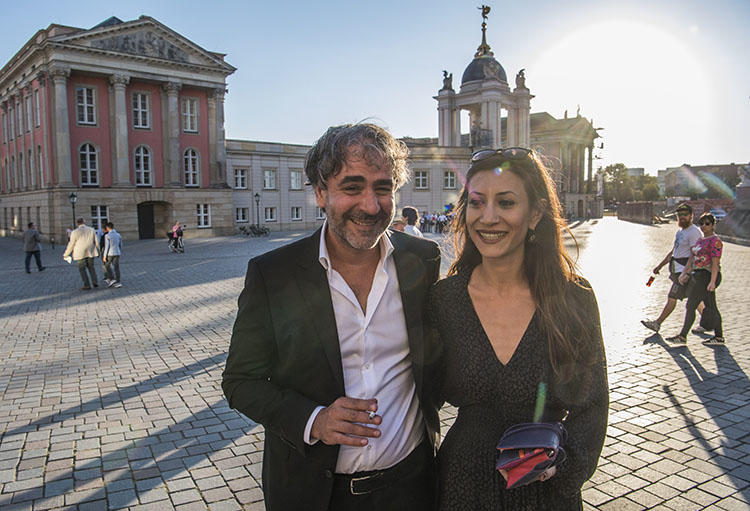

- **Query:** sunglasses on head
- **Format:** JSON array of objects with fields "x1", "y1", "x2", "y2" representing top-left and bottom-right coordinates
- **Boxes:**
[{"x1": 471, "y1": 147, "x2": 532, "y2": 163}]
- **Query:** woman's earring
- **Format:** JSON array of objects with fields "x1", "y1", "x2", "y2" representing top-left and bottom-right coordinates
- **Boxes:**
[{"x1": 527, "y1": 228, "x2": 536, "y2": 243}]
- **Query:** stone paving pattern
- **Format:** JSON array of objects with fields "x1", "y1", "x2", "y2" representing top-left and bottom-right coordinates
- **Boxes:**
[{"x1": 0, "y1": 217, "x2": 748, "y2": 510}]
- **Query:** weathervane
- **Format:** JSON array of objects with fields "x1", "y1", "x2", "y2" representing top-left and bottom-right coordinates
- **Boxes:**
[{"x1": 475, "y1": 5, "x2": 494, "y2": 58}]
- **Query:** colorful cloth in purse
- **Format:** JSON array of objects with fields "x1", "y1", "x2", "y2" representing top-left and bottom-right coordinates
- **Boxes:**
[{"x1": 496, "y1": 421, "x2": 567, "y2": 489}]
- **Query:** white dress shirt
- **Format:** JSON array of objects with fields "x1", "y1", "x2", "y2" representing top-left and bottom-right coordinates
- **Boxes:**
[{"x1": 303, "y1": 224, "x2": 425, "y2": 473}]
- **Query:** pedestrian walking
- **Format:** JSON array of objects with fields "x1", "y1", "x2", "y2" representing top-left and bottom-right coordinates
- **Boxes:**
[
  {"x1": 402, "y1": 206, "x2": 424, "y2": 237},
  {"x1": 63, "y1": 217, "x2": 100, "y2": 290},
  {"x1": 667, "y1": 212, "x2": 725, "y2": 346},
  {"x1": 102, "y1": 222, "x2": 122, "y2": 288},
  {"x1": 641, "y1": 203, "x2": 702, "y2": 333},
  {"x1": 23, "y1": 222, "x2": 45, "y2": 273}
]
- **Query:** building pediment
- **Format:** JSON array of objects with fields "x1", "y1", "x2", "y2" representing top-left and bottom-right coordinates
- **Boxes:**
[{"x1": 49, "y1": 16, "x2": 235, "y2": 74}]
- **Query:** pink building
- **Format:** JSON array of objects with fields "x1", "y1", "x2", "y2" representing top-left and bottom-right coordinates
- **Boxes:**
[{"x1": 0, "y1": 16, "x2": 235, "y2": 240}]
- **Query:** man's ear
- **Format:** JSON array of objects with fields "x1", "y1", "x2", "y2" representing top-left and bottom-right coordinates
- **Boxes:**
[
  {"x1": 530, "y1": 199, "x2": 548, "y2": 230},
  {"x1": 314, "y1": 186, "x2": 327, "y2": 209}
]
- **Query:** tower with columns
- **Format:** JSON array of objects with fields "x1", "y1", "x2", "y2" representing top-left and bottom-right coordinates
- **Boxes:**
[{"x1": 435, "y1": 7, "x2": 533, "y2": 150}]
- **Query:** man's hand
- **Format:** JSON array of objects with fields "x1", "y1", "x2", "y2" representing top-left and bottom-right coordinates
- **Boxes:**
[
  {"x1": 653, "y1": 265, "x2": 662, "y2": 275},
  {"x1": 103, "y1": 256, "x2": 107, "y2": 263},
  {"x1": 310, "y1": 397, "x2": 381, "y2": 447}
]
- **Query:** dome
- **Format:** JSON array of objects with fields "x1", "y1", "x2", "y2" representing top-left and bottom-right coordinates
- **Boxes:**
[{"x1": 461, "y1": 55, "x2": 507, "y2": 85}]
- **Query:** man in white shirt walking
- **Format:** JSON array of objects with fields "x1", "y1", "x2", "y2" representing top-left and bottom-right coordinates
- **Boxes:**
[
  {"x1": 63, "y1": 217, "x2": 100, "y2": 290},
  {"x1": 102, "y1": 222, "x2": 123, "y2": 288},
  {"x1": 223, "y1": 123, "x2": 442, "y2": 511},
  {"x1": 641, "y1": 203, "x2": 702, "y2": 333}
]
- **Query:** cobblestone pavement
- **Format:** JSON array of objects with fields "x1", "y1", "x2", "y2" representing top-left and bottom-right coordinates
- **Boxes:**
[{"x1": 0, "y1": 217, "x2": 748, "y2": 510}]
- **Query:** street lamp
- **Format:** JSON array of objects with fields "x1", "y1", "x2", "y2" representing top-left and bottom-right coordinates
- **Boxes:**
[
  {"x1": 254, "y1": 193, "x2": 260, "y2": 228},
  {"x1": 68, "y1": 192, "x2": 78, "y2": 228}
]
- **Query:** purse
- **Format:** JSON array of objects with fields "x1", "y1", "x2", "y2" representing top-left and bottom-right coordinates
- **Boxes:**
[{"x1": 495, "y1": 418, "x2": 568, "y2": 489}]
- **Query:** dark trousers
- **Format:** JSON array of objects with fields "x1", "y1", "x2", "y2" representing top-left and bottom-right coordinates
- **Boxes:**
[
  {"x1": 680, "y1": 269, "x2": 722, "y2": 338},
  {"x1": 104, "y1": 256, "x2": 121, "y2": 283},
  {"x1": 77, "y1": 257, "x2": 98, "y2": 287},
  {"x1": 25, "y1": 251, "x2": 43, "y2": 272},
  {"x1": 328, "y1": 440, "x2": 436, "y2": 511}
]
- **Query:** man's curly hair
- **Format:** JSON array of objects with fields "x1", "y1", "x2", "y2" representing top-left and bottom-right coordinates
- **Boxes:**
[{"x1": 304, "y1": 123, "x2": 410, "y2": 190}]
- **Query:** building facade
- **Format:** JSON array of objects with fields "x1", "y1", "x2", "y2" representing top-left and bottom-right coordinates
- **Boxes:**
[{"x1": 0, "y1": 16, "x2": 235, "y2": 241}]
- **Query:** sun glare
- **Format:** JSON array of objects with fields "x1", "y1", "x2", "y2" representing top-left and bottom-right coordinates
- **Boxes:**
[{"x1": 531, "y1": 20, "x2": 712, "y2": 169}]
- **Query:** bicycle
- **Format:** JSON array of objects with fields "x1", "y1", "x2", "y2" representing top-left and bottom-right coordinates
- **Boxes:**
[{"x1": 239, "y1": 224, "x2": 270, "y2": 237}]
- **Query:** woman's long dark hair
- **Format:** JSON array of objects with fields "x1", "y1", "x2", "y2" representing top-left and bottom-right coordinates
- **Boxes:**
[{"x1": 448, "y1": 151, "x2": 595, "y2": 383}]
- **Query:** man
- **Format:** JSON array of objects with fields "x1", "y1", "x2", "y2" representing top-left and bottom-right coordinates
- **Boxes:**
[
  {"x1": 102, "y1": 222, "x2": 122, "y2": 288},
  {"x1": 23, "y1": 222, "x2": 45, "y2": 273},
  {"x1": 401, "y1": 206, "x2": 423, "y2": 237},
  {"x1": 641, "y1": 203, "x2": 702, "y2": 335},
  {"x1": 223, "y1": 123, "x2": 442, "y2": 511},
  {"x1": 63, "y1": 217, "x2": 100, "y2": 290}
]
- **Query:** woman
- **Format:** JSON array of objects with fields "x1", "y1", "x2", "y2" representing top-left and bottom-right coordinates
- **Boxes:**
[
  {"x1": 171, "y1": 221, "x2": 183, "y2": 251},
  {"x1": 668, "y1": 212, "x2": 724, "y2": 346},
  {"x1": 429, "y1": 148, "x2": 609, "y2": 510}
]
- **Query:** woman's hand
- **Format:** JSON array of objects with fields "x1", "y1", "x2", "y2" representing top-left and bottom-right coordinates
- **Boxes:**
[
  {"x1": 678, "y1": 273, "x2": 689, "y2": 285},
  {"x1": 707, "y1": 282, "x2": 716, "y2": 292}
]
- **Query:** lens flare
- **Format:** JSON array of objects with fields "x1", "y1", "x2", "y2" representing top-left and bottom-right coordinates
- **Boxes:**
[{"x1": 698, "y1": 171, "x2": 735, "y2": 199}]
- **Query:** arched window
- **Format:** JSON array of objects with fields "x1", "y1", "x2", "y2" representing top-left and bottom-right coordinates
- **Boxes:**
[
  {"x1": 80, "y1": 143, "x2": 98, "y2": 186},
  {"x1": 134, "y1": 145, "x2": 152, "y2": 186},
  {"x1": 184, "y1": 148, "x2": 199, "y2": 187}
]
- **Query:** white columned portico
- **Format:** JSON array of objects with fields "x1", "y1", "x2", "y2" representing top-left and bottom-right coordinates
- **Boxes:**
[
  {"x1": 164, "y1": 82, "x2": 181, "y2": 187},
  {"x1": 49, "y1": 65, "x2": 73, "y2": 187},
  {"x1": 110, "y1": 73, "x2": 131, "y2": 186},
  {"x1": 208, "y1": 87, "x2": 228, "y2": 188}
]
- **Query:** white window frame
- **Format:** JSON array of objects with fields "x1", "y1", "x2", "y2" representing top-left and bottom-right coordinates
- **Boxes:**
[
  {"x1": 181, "y1": 97, "x2": 198, "y2": 133},
  {"x1": 263, "y1": 169, "x2": 276, "y2": 190},
  {"x1": 290, "y1": 170, "x2": 303, "y2": 190},
  {"x1": 25, "y1": 96, "x2": 31, "y2": 132},
  {"x1": 134, "y1": 145, "x2": 152, "y2": 187},
  {"x1": 132, "y1": 92, "x2": 150, "y2": 129},
  {"x1": 34, "y1": 90, "x2": 40, "y2": 127},
  {"x1": 184, "y1": 148, "x2": 199, "y2": 187},
  {"x1": 76, "y1": 87, "x2": 96, "y2": 125},
  {"x1": 234, "y1": 168, "x2": 247, "y2": 189},
  {"x1": 197, "y1": 204, "x2": 211, "y2": 228},
  {"x1": 235, "y1": 207, "x2": 249, "y2": 223},
  {"x1": 90, "y1": 205, "x2": 108, "y2": 231},
  {"x1": 264, "y1": 207, "x2": 276, "y2": 222},
  {"x1": 291, "y1": 206, "x2": 302, "y2": 221},
  {"x1": 414, "y1": 170, "x2": 429, "y2": 189},
  {"x1": 444, "y1": 170, "x2": 456, "y2": 189},
  {"x1": 80, "y1": 143, "x2": 98, "y2": 186},
  {"x1": 316, "y1": 207, "x2": 326, "y2": 220}
]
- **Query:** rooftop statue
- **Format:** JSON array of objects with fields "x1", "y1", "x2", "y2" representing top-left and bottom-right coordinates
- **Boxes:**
[
  {"x1": 442, "y1": 70, "x2": 453, "y2": 90},
  {"x1": 515, "y1": 68, "x2": 526, "y2": 89}
]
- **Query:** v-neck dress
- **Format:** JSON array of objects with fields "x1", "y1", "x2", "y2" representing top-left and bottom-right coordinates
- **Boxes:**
[{"x1": 429, "y1": 269, "x2": 609, "y2": 511}]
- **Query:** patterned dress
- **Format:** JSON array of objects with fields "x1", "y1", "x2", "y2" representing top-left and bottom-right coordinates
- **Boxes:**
[{"x1": 430, "y1": 269, "x2": 609, "y2": 510}]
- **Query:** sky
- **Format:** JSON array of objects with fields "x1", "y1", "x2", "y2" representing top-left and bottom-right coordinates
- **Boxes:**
[{"x1": 1, "y1": 0, "x2": 748, "y2": 175}]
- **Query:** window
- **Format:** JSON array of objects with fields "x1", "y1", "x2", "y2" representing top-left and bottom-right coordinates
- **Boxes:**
[
  {"x1": 90, "y1": 205, "x2": 108, "y2": 231},
  {"x1": 76, "y1": 87, "x2": 96, "y2": 125},
  {"x1": 8, "y1": 107, "x2": 14, "y2": 139},
  {"x1": 263, "y1": 169, "x2": 276, "y2": 190},
  {"x1": 2, "y1": 113, "x2": 6, "y2": 143},
  {"x1": 134, "y1": 146, "x2": 152, "y2": 186},
  {"x1": 235, "y1": 207, "x2": 249, "y2": 223},
  {"x1": 34, "y1": 90, "x2": 40, "y2": 127},
  {"x1": 234, "y1": 168, "x2": 247, "y2": 189},
  {"x1": 290, "y1": 170, "x2": 303, "y2": 190},
  {"x1": 16, "y1": 102, "x2": 22, "y2": 134},
  {"x1": 316, "y1": 207, "x2": 326, "y2": 220},
  {"x1": 444, "y1": 170, "x2": 456, "y2": 189},
  {"x1": 37, "y1": 146, "x2": 44, "y2": 186},
  {"x1": 197, "y1": 204, "x2": 211, "y2": 227},
  {"x1": 291, "y1": 206, "x2": 302, "y2": 221},
  {"x1": 80, "y1": 143, "x2": 98, "y2": 186},
  {"x1": 184, "y1": 149, "x2": 199, "y2": 186},
  {"x1": 414, "y1": 170, "x2": 429, "y2": 189},
  {"x1": 264, "y1": 207, "x2": 276, "y2": 222},
  {"x1": 18, "y1": 153, "x2": 24, "y2": 188},
  {"x1": 132, "y1": 93, "x2": 150, "y2": 129},
  {"x1": 181, "y1": 97, "x2": 198, "y2": 132},
  {"x1": 28, "y1": 149, "x2": 33, "y2": 188},
  {"x1": 25, "y1": 96, "x2": 31, "y2": 132}
]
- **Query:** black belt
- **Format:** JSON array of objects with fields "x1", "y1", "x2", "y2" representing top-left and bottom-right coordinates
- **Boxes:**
[{"x1": 332, "y1": 439, "x2": 429, "y2": 496}]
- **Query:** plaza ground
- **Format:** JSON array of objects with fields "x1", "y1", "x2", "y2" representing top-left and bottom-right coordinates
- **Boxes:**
[{"x1": 0, "y1": 217, "x2": 748, "y2": 510}]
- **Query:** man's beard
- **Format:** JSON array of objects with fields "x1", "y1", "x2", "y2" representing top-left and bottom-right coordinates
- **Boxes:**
[{"x1": 328, "y1": 209, "x2": 393, "y2": 250}]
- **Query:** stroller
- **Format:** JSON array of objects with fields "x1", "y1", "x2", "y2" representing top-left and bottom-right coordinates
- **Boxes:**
[{"x1": 166, "y1": 230, "x2": 185, "y2": 253}]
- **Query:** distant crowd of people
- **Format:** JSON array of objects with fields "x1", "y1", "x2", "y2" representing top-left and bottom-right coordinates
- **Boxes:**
[{"x1": 391, "y1": 208, "x2": 455, "y2": 237}]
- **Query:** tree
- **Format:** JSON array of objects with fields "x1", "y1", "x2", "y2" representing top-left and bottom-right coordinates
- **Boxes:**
[{"x1": 642, "y1": 183, "x2": 660, "y2": 201}]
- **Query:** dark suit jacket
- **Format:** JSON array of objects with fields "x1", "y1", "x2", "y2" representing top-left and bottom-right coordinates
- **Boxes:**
[{"x1": 222, "y1": 228, "x2": 442, "y2": 511}]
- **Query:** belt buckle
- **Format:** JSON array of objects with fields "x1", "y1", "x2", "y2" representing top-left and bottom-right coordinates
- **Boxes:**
[{"x1": 349, "y1": 473, "x2": 382, "y2": 496}]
